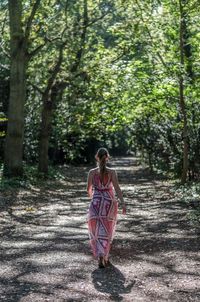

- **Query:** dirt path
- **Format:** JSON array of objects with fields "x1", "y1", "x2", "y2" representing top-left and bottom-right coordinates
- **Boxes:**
[{"x1": 0, "y1": 157, "x2": 199, "y2": 302}]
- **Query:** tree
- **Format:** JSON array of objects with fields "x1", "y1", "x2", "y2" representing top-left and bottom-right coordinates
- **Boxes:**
[
  {"x1": 4, "y1": 0, "x2": 41, "y2": 177},
  {"x1": 38, "y1": 42, "x2": 66, "y2": 173},
  {"x1": 2, "y1": 0, "x2": 200, "y2": 182},
  {"x1": 179, "y1": 0, "x2": 189, "y2": 183}
]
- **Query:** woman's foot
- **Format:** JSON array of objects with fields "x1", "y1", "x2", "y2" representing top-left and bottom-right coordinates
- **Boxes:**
[
  {"x1": 105, "y1": 258, "x2": 111, "y2": 267},
  {"x1": 98, "y1": 256, "x2": 105, "y2": 268}
]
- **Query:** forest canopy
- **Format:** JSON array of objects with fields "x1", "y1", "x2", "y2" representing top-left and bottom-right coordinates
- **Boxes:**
[{"x1": 0, "y1": 0, "x2": 200, "y2": 183}]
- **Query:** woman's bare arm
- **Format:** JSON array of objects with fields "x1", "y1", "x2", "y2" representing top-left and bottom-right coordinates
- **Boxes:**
[
  {"x1": 111, "y1": 170, "x2": 126, "y2": 214},
  {"x1": 111, "y1": 170, "x2": 125, "y2": 205},
  {"x1": 87, "y1": 170, "x2": 93, "y2": 198}
]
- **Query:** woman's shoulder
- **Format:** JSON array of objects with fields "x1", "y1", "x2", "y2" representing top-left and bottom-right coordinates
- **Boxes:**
[
  {"x1": 107, "y1": 167, "x2": 116, "y2": 175},
  {"x1": 88, "y1": 167, "x2": 98, "y2": 175}
]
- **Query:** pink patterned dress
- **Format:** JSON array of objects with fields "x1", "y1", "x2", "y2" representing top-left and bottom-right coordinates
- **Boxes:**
[{"x1": 87, "y1": 172, "x2": 118, "y2": 259}]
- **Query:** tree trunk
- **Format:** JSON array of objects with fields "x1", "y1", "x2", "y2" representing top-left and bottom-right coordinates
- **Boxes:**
[
  {"x1": 179, "y1": 78, "x2": 188, "y2": 183},
  {"x1": 38, "y1": 49, "x2": 65, "y2": 174},
  {"x1": 4, "y1": 0, "x2": 26, "y2": 177},
  {"x1": 179, "y1": 0, "x2": 189, "y2": 184},
  {"x1": 38, "y1": 95, "x2": 53, "y2": 174},
  {"x1": 182, "y1": 1, "x2": 193, "y2": 82},
  {"x1": 38, "y1": 0, "x2": 89, "y2": 174},
  {"x1": 148, "y1": 152, "x2": 153, "y2": 172}
]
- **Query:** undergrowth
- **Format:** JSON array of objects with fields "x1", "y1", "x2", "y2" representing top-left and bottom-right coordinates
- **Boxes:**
[
  {"x1": 171, "y1": 182, "x2": 200, "y2": 226},
  {"x1": 0, "y1": 163, "x2": 66, "y2": 191}
]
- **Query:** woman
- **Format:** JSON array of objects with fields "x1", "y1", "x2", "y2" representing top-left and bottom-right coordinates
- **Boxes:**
[{"x1": 87, "y1": 147, "x2": 126, "y2": 268}]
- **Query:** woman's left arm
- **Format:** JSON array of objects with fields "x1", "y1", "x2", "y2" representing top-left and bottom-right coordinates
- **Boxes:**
[{"x1": 87, "y1": 170, "x2": 93, "y2": 198}]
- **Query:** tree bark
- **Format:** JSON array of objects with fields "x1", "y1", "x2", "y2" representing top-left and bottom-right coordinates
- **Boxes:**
[
  {"x1": 4, "y1": 0, "x2": 26, "y2": 177},
  {"x1": 179, "y1": 78, "x2": 188, "y2": 183},
  {"x1": 38, "y1": 45, "x2": 65, "y2": 174},
  {"x1": 4, "y1": 0, "x2": 41, "y2": 177},
  {"x1": 179, "y1": 0, "x2": 189, "y2": 184},
  {"x1": 38, "y1": 95, "x2": 53, "y2": 174}
]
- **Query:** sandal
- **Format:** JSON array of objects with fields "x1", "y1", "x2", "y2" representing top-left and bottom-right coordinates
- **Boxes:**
[
  {"x1": 98, "y1": 256, "x2": 105, "y2": 268},
  {"x1": 105, "y1": 259, "x2": 111, "y2": 267}
]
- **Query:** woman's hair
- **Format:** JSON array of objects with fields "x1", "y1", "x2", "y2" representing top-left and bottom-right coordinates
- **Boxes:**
[{"x1": 95, "y1": 148, "x2": 110, "y2": 180}]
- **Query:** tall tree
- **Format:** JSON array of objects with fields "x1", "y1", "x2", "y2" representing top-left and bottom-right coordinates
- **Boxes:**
[
  {"x1": 179, "y1": 0, "x2": 189, "y2": 183},
  {"x1": 4, "y1": 0, "x2": 41, "y2": 177},
  {"x1": 38, "y1": 0, "x2": 110, "y2": 173},
  {"x1": 38, "y1": 42, "x2": 66, "y2": 173}
]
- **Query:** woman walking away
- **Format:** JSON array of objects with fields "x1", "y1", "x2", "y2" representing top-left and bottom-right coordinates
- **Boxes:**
[{"x1": 87, "y1": 148, "x2": 126, "y2": 268}]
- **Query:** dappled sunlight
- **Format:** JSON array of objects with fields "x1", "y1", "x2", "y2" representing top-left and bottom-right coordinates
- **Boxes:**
[{"x1": 0, "y1": 157, "x2": 200, "y2": 301}]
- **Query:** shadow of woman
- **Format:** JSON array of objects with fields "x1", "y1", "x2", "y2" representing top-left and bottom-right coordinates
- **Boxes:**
[{"x1": 91, "y1": 264, "x2": 135, "y2": 301}]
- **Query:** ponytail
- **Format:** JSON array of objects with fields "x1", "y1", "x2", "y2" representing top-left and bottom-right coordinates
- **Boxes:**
[
  {"x1": 95, "y1": 148, "x2": 109, "y2": 181},
  {"x1": 99, "y1": 155, "x2": 107, "y2": 180}
]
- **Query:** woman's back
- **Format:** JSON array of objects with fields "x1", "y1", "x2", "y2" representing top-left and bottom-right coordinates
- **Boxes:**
[{"x1": 92, "y1": 168, "x2": 112, "y2": 189}]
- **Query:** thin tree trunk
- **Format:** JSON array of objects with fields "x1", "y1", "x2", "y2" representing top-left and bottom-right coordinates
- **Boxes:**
[
  {"x1": 38, "y1": 95, "x2": 53, "y2": 174},
  {"x1": 38, "y1": 0, "x2": 89, "y2": 174},
  {"x1": 38, "y1": 46, "x2": 65, "y2": 173},
  {"x1": 148, "y1": 152, "x2": 153, "y2": 172},
  {"x1": 179, "y1": 0, "x2": 189, "y2": 183},
  {"x1": 4, "y1": 0, "x2": 26, "y2": 177},
  {"x1": 179, "y1": 78, "x2": 188, "y2": 183}
]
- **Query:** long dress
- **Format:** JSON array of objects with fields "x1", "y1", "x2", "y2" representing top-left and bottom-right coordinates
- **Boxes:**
[{"x1": 87, "y1": 172, "x2": 118, "y2": 259}]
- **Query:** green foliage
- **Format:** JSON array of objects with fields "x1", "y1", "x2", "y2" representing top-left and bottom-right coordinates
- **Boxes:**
[
  {"x1": 1, "y1": 0, "x2": 200, "y2": 180},
  {"x1": 0, "y1": 162, "x2": 67, "y2": 191},
  {"x1": 172, "y1": 182, "x2": 200, "y2": 225}
]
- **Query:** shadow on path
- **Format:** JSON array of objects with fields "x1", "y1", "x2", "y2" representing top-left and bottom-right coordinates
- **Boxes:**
[
  {"x1": 0, "y1": 157, "x2": 199, "y2": 301},
  {"x1": 92, "y1": 264, "x2": 135, "y2": 301}
]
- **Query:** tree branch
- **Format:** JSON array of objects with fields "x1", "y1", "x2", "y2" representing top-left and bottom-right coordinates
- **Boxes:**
[
  {"x1": 44, "y1": 41, "x2": 66, "y2": 97},
  {"x1": 110, "y1": 47, "x2": 131, "y2": 64},
  {"x1": 29, "y1": 82, "x2": 43, "y2": 95},
  {"x1": 27, "y1": 42, "x2": 46, "y2": 60},
  {"x1": 70, "y1": 0, "x2": 88, "y2": 73},
  {"x1": 88, "y1": 9, "x2": 112, "y2": 27},
  {"x1": 25, "y1": 0, "x2": 41, "y2": 41},
  {"x1": 27, "y1": 25, "x2": 67, "y2": 61},
  {"x1": 135, "y1": 0, "x2": 169, "y2": 71}
]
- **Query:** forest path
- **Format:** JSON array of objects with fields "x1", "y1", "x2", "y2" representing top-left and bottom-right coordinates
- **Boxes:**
[{"x1": 0, "y1": 157, "x2": 199, "y2": 302}]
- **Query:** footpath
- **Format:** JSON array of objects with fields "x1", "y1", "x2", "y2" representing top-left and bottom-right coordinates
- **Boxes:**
[{"x1": 0, "y1": 157, "x2": 199, "y2": 302}]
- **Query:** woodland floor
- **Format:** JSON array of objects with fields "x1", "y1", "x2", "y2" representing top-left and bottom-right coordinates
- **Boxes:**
[{"x1": 0, "y1": 157, "x2": 200, "y2": 302}]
